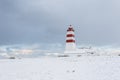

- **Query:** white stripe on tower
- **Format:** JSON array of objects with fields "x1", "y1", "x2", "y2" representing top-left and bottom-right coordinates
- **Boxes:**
[
  {"x1": 65, "y1": 25, "x2": 77, "y2": 52},
  {"x1": 66, "y1": 37, "x2": 75, "y2": 40},
  {"x1": 66, "y1": 31, "x2": 74, "y2": 35}
]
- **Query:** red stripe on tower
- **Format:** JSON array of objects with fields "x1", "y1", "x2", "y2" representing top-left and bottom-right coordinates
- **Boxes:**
[
  {"x1": 66, "y1": 40, "x2": 75, "y2": 43},
  {"x1": 66, "y1": 34, "x2": 75, "y2": 37}
]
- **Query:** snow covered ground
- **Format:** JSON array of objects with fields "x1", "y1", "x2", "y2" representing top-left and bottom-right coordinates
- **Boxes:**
[{"x1": 0, "y1": 56, "x2": 120, "y2": 80}]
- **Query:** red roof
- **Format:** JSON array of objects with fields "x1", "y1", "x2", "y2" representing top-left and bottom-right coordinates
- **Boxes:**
[{"x1": 67, "y1": 25, "x2": 74, "y2": 32}]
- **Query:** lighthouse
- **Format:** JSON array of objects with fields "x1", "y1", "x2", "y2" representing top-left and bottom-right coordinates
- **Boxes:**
[
  {"x1": 64, "y1": 25, "x2": 77, "y2": 53},
  {"x1": 63, "y1": 25, "x2": 96, "y2": 56}
]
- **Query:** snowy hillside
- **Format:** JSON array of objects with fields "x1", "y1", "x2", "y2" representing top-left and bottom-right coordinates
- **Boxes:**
[
  {"x1": 0, "y1": 57, "x2": 120, "y2": 80},
  {"x1": 1, "y1": 44, "x2": 120, "y2": 58}
]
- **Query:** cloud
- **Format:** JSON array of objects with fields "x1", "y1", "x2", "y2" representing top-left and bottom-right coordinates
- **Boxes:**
[{"x1": 0, "y1": 0, "x2": 120, "y2": 46}]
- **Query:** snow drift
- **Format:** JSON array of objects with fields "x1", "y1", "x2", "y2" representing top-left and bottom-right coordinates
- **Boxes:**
[{"x1": 0, "y1": 57, "x2": 120, "y2": 80}]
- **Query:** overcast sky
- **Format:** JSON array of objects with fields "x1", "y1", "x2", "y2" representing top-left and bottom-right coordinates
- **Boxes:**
[{"x1": 0, "y1": 0, "x2": 120, "y2": 47}]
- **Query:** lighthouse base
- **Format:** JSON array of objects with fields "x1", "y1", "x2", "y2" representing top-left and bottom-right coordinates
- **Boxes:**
[
  {"x1": 64, "y1": 48, "x2": 98, "y2": 57},
  {"x1": 65, "y1": 43, "x2": 76, "y2": 51}
]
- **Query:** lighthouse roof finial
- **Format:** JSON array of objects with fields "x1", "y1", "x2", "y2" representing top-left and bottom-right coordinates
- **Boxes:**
[{"x1": 69, "y1": 25, "x2": 72, "y2": 28}]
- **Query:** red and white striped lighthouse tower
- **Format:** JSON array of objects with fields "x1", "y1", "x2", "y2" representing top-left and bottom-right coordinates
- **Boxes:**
[{"x1": 64, "y1": 25, "x2": 77, "y2": 53}]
